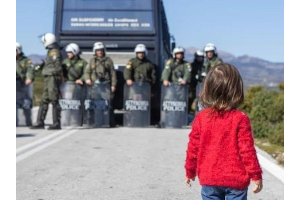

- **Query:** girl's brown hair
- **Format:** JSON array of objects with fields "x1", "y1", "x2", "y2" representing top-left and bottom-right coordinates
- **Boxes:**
[{"x1": 200, "y1": 63, "x2": 244, "y2": 112}]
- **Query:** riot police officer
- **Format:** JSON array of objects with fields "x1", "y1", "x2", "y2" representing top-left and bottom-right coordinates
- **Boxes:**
[
  {"x1": 203, "y1": 43, "x2": 223, "y2": 73},
  {"x1": 16, "y1": 42, "x2": 34, "y2": 86}
]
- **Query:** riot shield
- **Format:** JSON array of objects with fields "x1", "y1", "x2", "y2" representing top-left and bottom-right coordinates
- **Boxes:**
[
  {"x1": 59, "y1": 81, "x2": 83, "y2": 127},
  {"x1": 160, "y1": 84, "x2": 188, "y2": 128},
  {"x1": 16, "y1": 80, "x2": 33, "y2": 126},
  {"x1": 196, "y1": 82, "x2": 204, "y2": 113},
  {"x1": 83, "y1": 82, "x2": 110, "y2": 128},
  {"x1": 123, "y1": 82, "x2": 151, "y2": 127}
]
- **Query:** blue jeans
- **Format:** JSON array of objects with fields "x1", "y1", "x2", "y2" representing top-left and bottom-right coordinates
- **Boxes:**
[{"x1": 201, "y1": 185, "x2": 248, "y2": 200}]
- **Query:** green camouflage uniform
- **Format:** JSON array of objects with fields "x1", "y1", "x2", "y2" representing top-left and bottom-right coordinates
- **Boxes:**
[
  {"x1": 189, "y1": 60, "x2": 204, "y2": 114},
  {"x1": 85, "y1": 56, "x2": 117, "y2": 87},
  {"x1": 16, "y1": 55, "x2": 34, "y2": 82},
  {"x1": 124, "y1": 57, "x2": 156, "y2": 85},
  {"x1": 161, "y1": 58, "x2": 191, "y2": 83},
  {"x1": 62, "y1": 56, "x2": 87, "y2": 82},
  {"x1": 36, "y1": 44, "x2": 63, "y2": 125},
  {"x1": 161, "y1": 58, "x2": 191, "y2": 101},
  {"x1": 85, "y1": 56, "x2": 117, "y2": 127},
  {"x1": 203, "y1": 55, "x2": 223, "y2": 74}
]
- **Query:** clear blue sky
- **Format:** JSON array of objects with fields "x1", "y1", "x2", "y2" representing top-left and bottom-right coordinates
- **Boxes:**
[{"x1": 16, "y1": 0, "x2": 283, "y2": 62}]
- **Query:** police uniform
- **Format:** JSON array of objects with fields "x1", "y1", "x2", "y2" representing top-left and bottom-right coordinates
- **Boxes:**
[
  {"x1": 161, "y1": 58, "x2": 191, "y2": 83},
  {"x1": 62, "y1": 57, "x2": 87, "y2": 82},
  {"x1": 203, "y1": 56, "x2": 223, "y2": 74}
]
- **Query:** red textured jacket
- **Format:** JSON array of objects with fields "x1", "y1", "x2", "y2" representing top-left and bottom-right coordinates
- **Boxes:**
[{"x1": 185, "y1": 108, "x2": 262, "y2": 189}]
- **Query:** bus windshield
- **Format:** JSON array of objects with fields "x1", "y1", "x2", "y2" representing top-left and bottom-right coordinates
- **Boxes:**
[{"x1": 61, "y1": 0, "x2": 155, "y2": 32}]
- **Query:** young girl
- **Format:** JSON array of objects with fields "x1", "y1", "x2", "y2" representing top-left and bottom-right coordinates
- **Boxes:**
[{"x1": 184, "y1": 63, "x2": 263, "y2": 200}]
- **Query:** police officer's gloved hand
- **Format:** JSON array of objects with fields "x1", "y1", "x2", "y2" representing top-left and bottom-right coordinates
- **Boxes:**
[
  {"x1": 126, "y1": 79, "x2": 133, "y2": 86},
  {"x1": 196, "y1": 74, "x2": 203, "y2": 82},
  {"x1": 163, "y1": 80, "x2": 170, "y2": 87},
  {"x1": 176, "y1": 71, "x2": 185, "y2": 85},
  {"x1": 178, "y1": 78, "x2": 186, "y2": 85},
  {"x1": 86, "y1": 79, "x2": 92, "y2": 85},
  {"x1": 200, "y1": 72, "x2": 207, "y2": 81},
  {"x1": 34, "y1": 60, "x2": 45, "y2": 71},
  {"x1": 34, "y1": 65, "x2": 40, "y2": 71}
]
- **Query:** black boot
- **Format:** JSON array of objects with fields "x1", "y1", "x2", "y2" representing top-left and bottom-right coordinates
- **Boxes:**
[
  {"x1": 30, "y1": 106, "x2": 45, "y2": 129},
  {"x1": 109, "y1": 108, "x2": 116, "y2": 128},
  {"x1": 24, "y1": 109, "x2": 33, "y2": 127},
  {"x1": 48, "y1": 102, "x2": 61, "y2": 130},
  {"x1": 48, "y1": 123, "x2": 61, "y2": 130}
]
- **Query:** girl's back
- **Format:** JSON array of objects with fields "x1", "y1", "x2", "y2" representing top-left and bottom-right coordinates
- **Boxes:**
[
  {"x1": 184, "y1": 63, "x2": 263, "y2": 200},
  {"x1": 193, "y1": 108, "x2": 260, "y2": 189}
]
